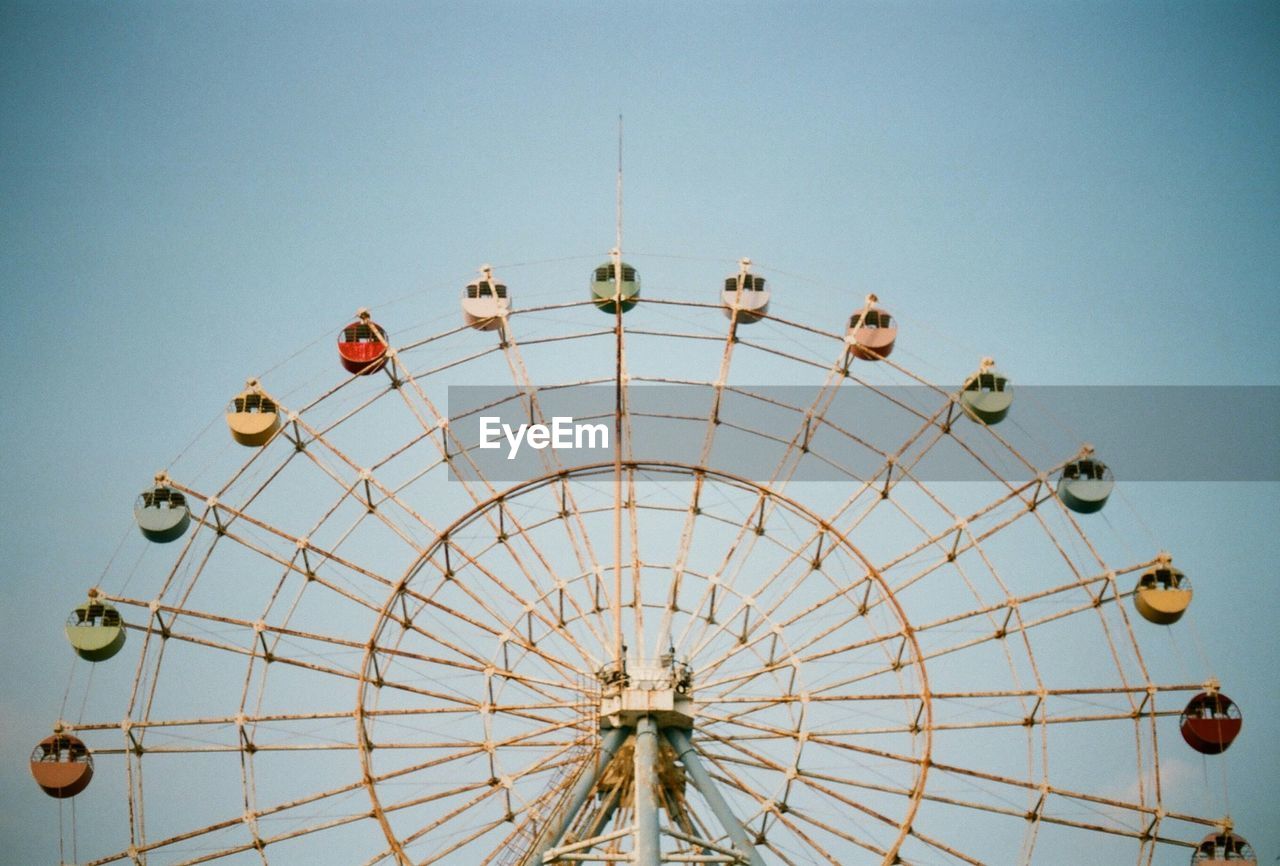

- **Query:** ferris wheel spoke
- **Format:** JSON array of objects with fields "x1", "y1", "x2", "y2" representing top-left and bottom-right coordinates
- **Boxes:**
[
  {"x1": 721, "y1": 565, "x2": 1138, "y2": 701},
  {"x1": 683, "y1": 482, "x2": 963, "y2": 698},
  {"x1": 356, "y1": 848, "x2": 399, "y2": 866},
  {"x1": 738, "y1": 755, "x2": 982, "y2": 866},
  {"x1": 385, "y1": 354, "x2": 494, "y2": 505},
  {"x1": 899, "y1": 773, "x2": 1198, "y2": 850},
  {"x1": 713, "y1": 744, "x2": 990, "y2": 866},
  {"x1": 477, "y1": 764, "x2": 597, "y2": 866},
  {"x1": 819, "y1": 449, "x2": 1056, "y2": 612},
  {"x1": 108, "y1": 592, "x2": 373, "y2": 660},
  {"x1": 421, "y1": 503, "x2": 609, "y2": 666},
  {"x1": 842, "y1": 475, "x2": 1046, "y2": 603},
  {"x1": 690, "y1": 565, "x2": 881, "y2": 694},
  {"x1": 278, "y1": 416, "x2": 458, "y2": 556},
  {"x1": 802, "y1": 707, "x2": 1181, "y2": 737},
  {"x1": 110, "y1": 588, "x2": 588, "y2": 713},
  {"x1": 699, "y1": 682, "x2": 1203, "y2": 716},
  {"x1": 371, "y1": 779, "x2": 502, "y2": 865},
  {"x1": 395, "y1": 572, "x2": 596, "y2": 686},
  {"x1": 285, "y1": 411, "x2": 604, "y2": 649},
  {"x1": 106, "y1": 598, "x2": 465, "y2": 706},
  {"x1": 363, "y1": 539, "x2": 596, "y2": 690},
  {"x1": 74, "y1": 701, "x2": 584, "y2": 742},
  {"x1": 388, "y1": 611, "x2": 590, "y2": 702},
  {"x1": 377, "y1": 734, "x2": 590, "y2": 862},
  {"x1": 203, "y1": 410, "x2": 306, "y2": 506},
  {"x1": 676, "y1": 364, "x2": 853, "y2": 658},
  {"x1": 497, "y1": 327, "x2": 611, "y2": 630},
  {"x1": 82, "y1": 774, "x2": 374, "y2": 865},
  {"x1": 693, "y1": 745, "x2": 890, "y2": 863},
  {"x1": 361, "y1": 393, "x2": 614, "y2": 671},
  {"x1": 825, "y1": 393, "x2": 1043, "y2": 541},
  {"x1": 692, "y1": 588, "x2": 907, "y2": 697},
  {"x1": 416, "y1": 816, "x2": 512, "y2": 866},
  {"x1": 169, "y1": 482, "x2": 398, "y2": 593},
  {"x1": 842, "y1": 491, "x2": 1048, "y2": 629},
  {"x1": 668, "y1": 356, "x2": 851, "y2": 659},
  {"x1": 641, "y1": 286, "x2": 751, "y2": 656},
  {"x1": 794, "y1": 724, "x2": 1211, "y2": 839},
  {"x1": 814, "y1": 392, "x2": 957, "y2": 535},
  {"x1": 367, "y1": 718, "x2": 586, "y2": 788},
  {"x1": 113, "y1": 609, "x2": 522, "y2": 711},
  {"x1": 683, "y1": 527, "x2": 840, "y2": 673},
  {"x1": 788, "y1": 767, "x2": 1002, "y2": 865},
  {"x1": 1021, "y1": 502, "x2": 1156, "y2": 694},
  {"x1": 648, "y1": 462, "x2": 711, "y2": 660},
  {"x1": 478, "y1": 517, "x2": 611, "y2": 669},
  {"x1": 699, "y1": 723, "x2": 919, "y2": 825}
]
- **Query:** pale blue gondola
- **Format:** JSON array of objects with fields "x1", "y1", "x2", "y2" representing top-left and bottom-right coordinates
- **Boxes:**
[
  {"x1": 1057, "y1": 449, "x2": 1114, "y2": 513},
  {"x1": 134, "y1": 477, "x2": 191, "y2": 543},
  {"x1": 959, "y1": 358, "x2": 1012, "y2": 425}
]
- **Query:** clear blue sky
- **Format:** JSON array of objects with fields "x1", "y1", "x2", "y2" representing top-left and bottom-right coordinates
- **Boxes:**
[{"x1": 2, "y1": 2, "x2": 1277, "y2": 864}]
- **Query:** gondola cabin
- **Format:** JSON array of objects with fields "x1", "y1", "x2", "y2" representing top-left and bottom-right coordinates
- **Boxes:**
[
  {"x1": 30, "y1": 733, "x2": 93, "y2": 798},
  {"x1": 134, "y1": 477, "x2": 190, "y2": 543},
  {"x1": 1192, "y1": 831, "x2": 1257, "y2": 864},
  {"x1": 65, "y1": 596, "x2": 126, "y2": 662},
  {"x1": 959, "y1": 358, "x2": 1012, "y2": 425},
  {"x1": 722, "y1": 258, "x2": 769, "y2": 322},
  {"x1": 337, "y1": 309, "x2": 389, "y2": 374},
  {"x1": 1180, "y1": 691, "x2": 1242, "y2": 755},
  {"x1": 1133, "y1": 553, "x2": 1192, "y2": 624},
  {"x1": 463, "y1": 266, "x2": 510, "y2": 331},
  {"x1": 846, "y1": 294, "x2": 897, "y2": 361},
  {"x1": 226, "y1": 380, "x2": 282, "y2": 447},
  {"x1": 1056, "y1": 449, "x2": 1114, "y2": 513},
  {"x1": 590, "y1": 256, "x2": 640, "y2": 314}
]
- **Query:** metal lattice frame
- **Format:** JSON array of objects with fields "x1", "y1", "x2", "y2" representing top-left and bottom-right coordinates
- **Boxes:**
[{"x1": 56, "y1": 266, "x2": 1226, "y2": 866}]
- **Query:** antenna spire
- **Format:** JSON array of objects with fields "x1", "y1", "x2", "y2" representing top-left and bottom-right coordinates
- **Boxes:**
[{"x1": 616, "y1": 114, "x2": 623, "y2": 257}]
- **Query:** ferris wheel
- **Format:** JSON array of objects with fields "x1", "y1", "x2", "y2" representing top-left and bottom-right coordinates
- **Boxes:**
[{"x1": 36, "y1": 251, "x2": 1255, "y2": 866}]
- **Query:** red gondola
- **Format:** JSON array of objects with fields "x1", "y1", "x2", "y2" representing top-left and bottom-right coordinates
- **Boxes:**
[
  {"x1": 337, "y1": 309, "x2": 389, "y2": 375},
  {"x1": 1191, "y1": 830, "x2": 1257, "y2": 864},
  {"x1": 30, "y1": 733, "x2": 93, "y2": 798},
  {"x1": 846, "y1": 294, "x2": 897, "y2": 361},
  {"x1": 1180, "y1": 691, "x2": 1242, "y2": 755}
]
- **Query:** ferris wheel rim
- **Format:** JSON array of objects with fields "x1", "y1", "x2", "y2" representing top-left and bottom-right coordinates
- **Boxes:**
[{"x1": 41, "y1": 257, "x2": 1245, "y2": 866}]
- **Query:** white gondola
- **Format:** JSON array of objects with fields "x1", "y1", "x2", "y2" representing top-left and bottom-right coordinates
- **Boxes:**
[
  {"x1": 463, "y1": 265, "x2": 510, "y2": 331},
  {"x1": 721, "y1": 258, "x2": 769, "y2": 322}
]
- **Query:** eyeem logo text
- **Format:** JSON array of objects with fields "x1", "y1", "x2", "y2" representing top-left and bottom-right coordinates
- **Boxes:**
[{"x1": 478, "y1": 416, "x2": 610, "y2": 460}]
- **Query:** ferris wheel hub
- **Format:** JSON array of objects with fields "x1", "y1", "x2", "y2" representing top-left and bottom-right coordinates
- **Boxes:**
[{"x1": 598, "y1": 656, "x2": 695, "y2": 730}]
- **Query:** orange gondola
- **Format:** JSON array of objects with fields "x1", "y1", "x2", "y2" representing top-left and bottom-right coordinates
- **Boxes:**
[
  {"x1": 30, "y1": 733, "x2": 93, "y2": 798},
  {"x1": 1133, "y1": 553, "x2": 1192, "y2": 625},
  {"x1": 225, "y1": 379, "x2": 282, "y2": 447},
  {"x1": 845, "y1": 294, "x2": 897, "y2": 361}
]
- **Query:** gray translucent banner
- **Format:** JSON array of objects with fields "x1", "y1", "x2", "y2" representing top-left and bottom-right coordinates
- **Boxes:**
[{"x1": 446, "y1": 385, "x2": 1279, "y2": 483}]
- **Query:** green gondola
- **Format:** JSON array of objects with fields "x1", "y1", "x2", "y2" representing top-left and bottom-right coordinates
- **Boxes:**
[{"x1": 591, "y1": 259, "x2": 640, "y2": 314}]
